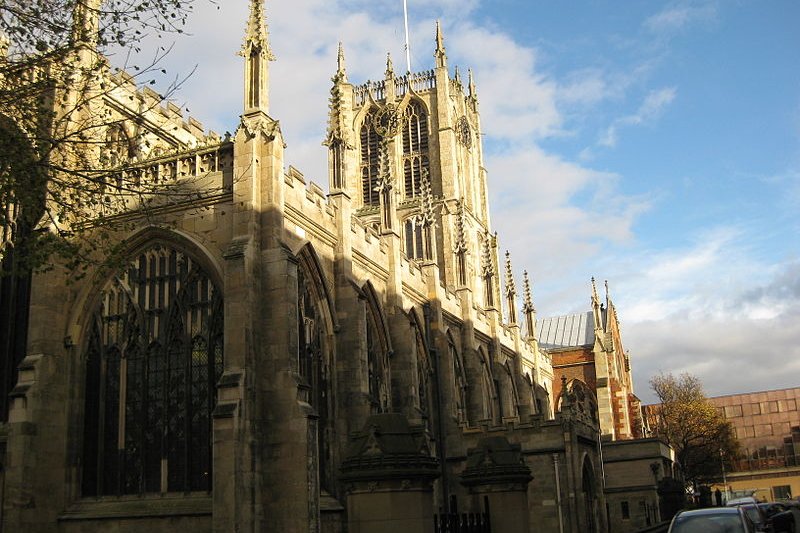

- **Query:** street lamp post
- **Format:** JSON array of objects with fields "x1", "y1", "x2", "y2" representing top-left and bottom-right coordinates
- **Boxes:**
[{"x1": 720, "y1": 449, "x2": 729, "y2": 504}]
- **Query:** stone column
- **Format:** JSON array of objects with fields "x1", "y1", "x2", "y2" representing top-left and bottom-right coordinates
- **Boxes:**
[
  {"x1": 460, "y1": 436, "x2": 533, "y2": 533},
  {"x1": 340, "y1": 413, "x2": 440, "y2": 533}
]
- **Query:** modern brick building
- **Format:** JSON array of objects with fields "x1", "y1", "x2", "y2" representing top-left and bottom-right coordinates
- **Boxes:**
[{"x1": 710, "y1": 388, "x2": 800, "y2": 501}]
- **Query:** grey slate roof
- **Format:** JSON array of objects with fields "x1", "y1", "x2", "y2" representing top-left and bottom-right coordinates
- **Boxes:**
[{"x1": 537, "y1": 311, "x2": 595, "y2": 349}]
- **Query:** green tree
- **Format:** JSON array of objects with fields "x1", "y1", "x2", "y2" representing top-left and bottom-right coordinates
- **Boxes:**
[{"x1": 649, "y1": 372, "x2": 739, "y2": 490}]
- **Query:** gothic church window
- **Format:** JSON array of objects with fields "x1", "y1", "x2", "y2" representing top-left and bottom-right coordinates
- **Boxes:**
[
  {"x1": 359, "y1": 110, "x2": 380, "y2": 206},
  {"x1": 366, "y1": 303, "x2": 390, "y2": 414},
  {"x1": 402, "y1": 101, "x2": 429, "y2": 199},
  {"x1": 404, "y1": 217, "x2": 425, "y2": 260},
  {"x1": 449, "y1": 335, "x2": 469, "y2": 424},
  {"x1": 297, "y1": 266, "x2": 333, "y2": 492},
  {"x1": 81, "y1": 244, "x2": 223, "y2": 497}
]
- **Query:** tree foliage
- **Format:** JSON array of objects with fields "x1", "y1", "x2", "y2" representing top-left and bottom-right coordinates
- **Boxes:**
[
  {"x1": 0, "y1": 0, "x2": 217, "y2": 276},
  {"x1": 649, "y1": 372, "x2": 739, "y2": 489}
]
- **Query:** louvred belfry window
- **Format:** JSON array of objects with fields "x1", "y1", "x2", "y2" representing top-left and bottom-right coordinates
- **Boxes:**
[
  {"x1": 81, "y1": 244, "x2": 223, "y2": 497},
  {"x1": 360, "y1": 111, "x2": 381, "y2": 206},
  {"x1": 402, "y1": 101, "x2": 429, "y2": 199}
]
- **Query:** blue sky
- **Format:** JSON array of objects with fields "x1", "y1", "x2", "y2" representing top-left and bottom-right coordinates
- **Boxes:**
[{"x1": 142, "y1": 0, "x2": 799, "y2": 404}]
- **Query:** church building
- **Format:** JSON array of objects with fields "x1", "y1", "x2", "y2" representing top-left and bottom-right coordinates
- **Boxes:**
[{"x1": 0, "y1": 2, "x2": 609, "y2": 532}]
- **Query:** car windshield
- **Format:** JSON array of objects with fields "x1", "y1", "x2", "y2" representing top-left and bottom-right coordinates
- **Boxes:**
[
  {"x1": 671, "y1": 514, "x2": 745, "y2": 533},
  {"x1": 741, "y1": 506, "x2": 763, "y2": 524}
]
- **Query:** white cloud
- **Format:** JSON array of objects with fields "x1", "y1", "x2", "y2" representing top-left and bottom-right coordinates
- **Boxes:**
[
  {"x1": 644, "y1": 1, "x2": 718, "y2": 34},
  {"x1": 599, "y1": 86, "x2": 676, "y2": 147}
]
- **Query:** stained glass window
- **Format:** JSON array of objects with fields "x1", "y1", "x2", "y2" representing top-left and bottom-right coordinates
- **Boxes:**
[{"x1": 81, "y1": 244, "x2": 223, "y2": 496}]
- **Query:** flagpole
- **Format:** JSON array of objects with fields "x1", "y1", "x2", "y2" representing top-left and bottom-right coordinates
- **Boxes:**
[{"x1": 402, "y1": 0, "x2": 412, "y2": 72}]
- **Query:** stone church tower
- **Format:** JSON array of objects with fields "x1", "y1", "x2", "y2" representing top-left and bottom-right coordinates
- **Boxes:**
[{"x1": 0, "y1": 2, "x2": 607, "y2": 532}]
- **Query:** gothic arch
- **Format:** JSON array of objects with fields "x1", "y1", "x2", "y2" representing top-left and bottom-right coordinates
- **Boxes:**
[
  {"x1": 294, "y1": 245, "x2": 337, "y2": 494},
  {"x1": 501, "y1": 360, "x2": 520, "y2": 419},
  {"x1": 295, "y1": 243, "x2": 338, "y2": 335},
  {"x1": 534, "y1": 382, "x2": 551, "y2": 418},
  {"x1": 402, "y1": 215, "x2": 425, "y2": 260},
  {"x1": 360, "y1": 281, "x2": 392, "y2": 413},
  {"x1": 581, "y1": 454, "x2": 600, "y2": 533},
  {"x1": 78, "y1": 236, "x2": 224, "y2": 497},
  {"x1": 399, "y1": 98, "x2": 430, "y2": 199},
  {"x1": 356, "y1": 105, "x2": 381, "y2": 207},
  {"x1": 407, "y1": 307, "x2": 434, "y2": 423},
  {"x1": 477, "y1": 347, "x2": 496, "y2": 422},
  {"x1": 447, "y1": 330, "x2": 469, "y2": 425},
  {"x1": 69, "y1": 227, "x2": 224, "y2": 344}
]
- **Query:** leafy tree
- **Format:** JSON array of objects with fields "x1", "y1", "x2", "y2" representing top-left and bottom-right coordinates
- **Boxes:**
[
  {"x1": 0, "y1": 0, "x2": 215, "y2": 275},
  {"x1": 649, "y1": 372, "x2": 739, "y2": 490}
]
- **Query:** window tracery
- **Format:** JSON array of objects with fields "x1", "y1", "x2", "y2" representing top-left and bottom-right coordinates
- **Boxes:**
[
  {"x1": 402, "y1": 101, "x2": 429, "y2": 199},
  {"x1": 404, "y1": 217, "x2": 425, "y2": 260},
  {"x1": 81, "y1": 244, "x2": 223, "y2": 497},
  {"x1": 366, "y1": 305, "x2": 390, "y2": 414},
  {"x1": 449, "y1": 336, "x2": 468, "y2": 424},
  {"x1": 297, "y1": 267, "x2": 333, "y2": 492},
  {"x1": 359, "y1": 110, "x2": 380, "y2": 206}
]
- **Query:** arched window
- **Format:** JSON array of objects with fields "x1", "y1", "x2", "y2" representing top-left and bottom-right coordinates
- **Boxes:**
[
  {"x1": 402, "y1": 101, "x2": 429, "y2": 198},
  {"x1": 404, "y1": 217, "x2": 425, "y2": 260},
  {"x1": 366, "y1": 299, "x2": 390, "y2": 414},
  {"x1": 478, "y1": 349, "x2": 496, "y2": 422},
  {"x1": 414, "y1": 320, "x2": 433, "y2": 422},
  {"x1": 297, "y1": 266, "x2": 333, "y2": 492},
  {"x1": 359, "y1": 110, "x2": 380, "y2": 206},
  {"x1": 449, "y1": 335, "x2": 469, "y2": 424},
  {"x1": 81, "y1": 244, "x2": 223, "y2": 497},
  {"x1": 501, "y1": 362, "x2": 519, "y2": 418}
]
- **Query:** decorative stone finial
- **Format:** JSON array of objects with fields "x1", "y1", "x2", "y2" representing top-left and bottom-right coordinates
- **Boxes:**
[
  {"x1": 333, "y1": 41, "x2": 347, "y2": 83},
  {"x1": 454, "y1": 65, "x2": 462, "y2": 85},
  {"x1": 522, "y1": 270, "x2": 537, "y2": 340},
  {"x1": 504, "y1": 251, "x2": 516, "y2": 298},
  {"x1": 481, "y1": 232, "x2": 494, "y2": 279},
  {"x1": 522, "y1": 271, "x2": 535, "y2": 314},
  {"x1": 434, "y1": 20, "x2": 447, "y2": 69},
  {"x1": 385, "y1": 52, "x2": 395, "y2": 79},
  {"x1": 419, "y1": 170, "x2": 436, "y2": 228},
  {"x1": 241, "y1": 0, "x2": 275, "y2": 60},
  {"x1": 468, "y1": 68, "x2": 478, "y2": 102},
  {"x1": 504, "y1": 251, "x2": 518, "y2": 325},
  {"x1": 453, "y1": 200, "x2": 467, "y2": 255},
  {"x1": 591, "y1": 276, "x2": 600, "y2": 306}
]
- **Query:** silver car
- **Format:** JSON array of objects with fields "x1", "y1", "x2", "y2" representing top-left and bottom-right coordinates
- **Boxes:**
[{"x1": 668, "y1": 507, "x2": 757, "y2": 533}]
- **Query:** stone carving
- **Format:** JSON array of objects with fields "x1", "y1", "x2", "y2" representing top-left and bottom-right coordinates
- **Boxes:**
[
  {"x1": 240, "y1": 114, "x2": 280, "y2": 140},
  {"x1": 456, "y1": 115, "x2": 472, "y2": 148},
  {"x1": 373, "y1": 103, "x2": 400, "y2": 138}
]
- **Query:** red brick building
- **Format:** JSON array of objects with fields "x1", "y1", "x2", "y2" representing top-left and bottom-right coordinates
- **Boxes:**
[{"x1": 538, "y1": 279, "x2": 644, "y2": 441}]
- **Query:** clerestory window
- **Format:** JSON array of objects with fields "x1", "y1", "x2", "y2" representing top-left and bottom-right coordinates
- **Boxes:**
[
  {"x1": 404, "y1": 217, "x2": 425, "y2": 260},
  {"x1": 81, "y1": 244, "x2": 223, "y2": 497},
  {"x1": 402, "y1": 101, "x2": 429, "y2": 198}
]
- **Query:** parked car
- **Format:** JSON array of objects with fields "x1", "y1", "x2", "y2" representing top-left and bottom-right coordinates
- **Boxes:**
[
  {"x1": 758, "y1": 502, "x2": 796, "y2": 533},
  {"x1": 739, "y1": 503, "x2": 770, "y2": 532},
  {"x1": 668, "y1": 507, "x2": 757, "y2": 533},
  {"x1": 728, "y1": 497, "x2": 760, "y2": 507}
]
